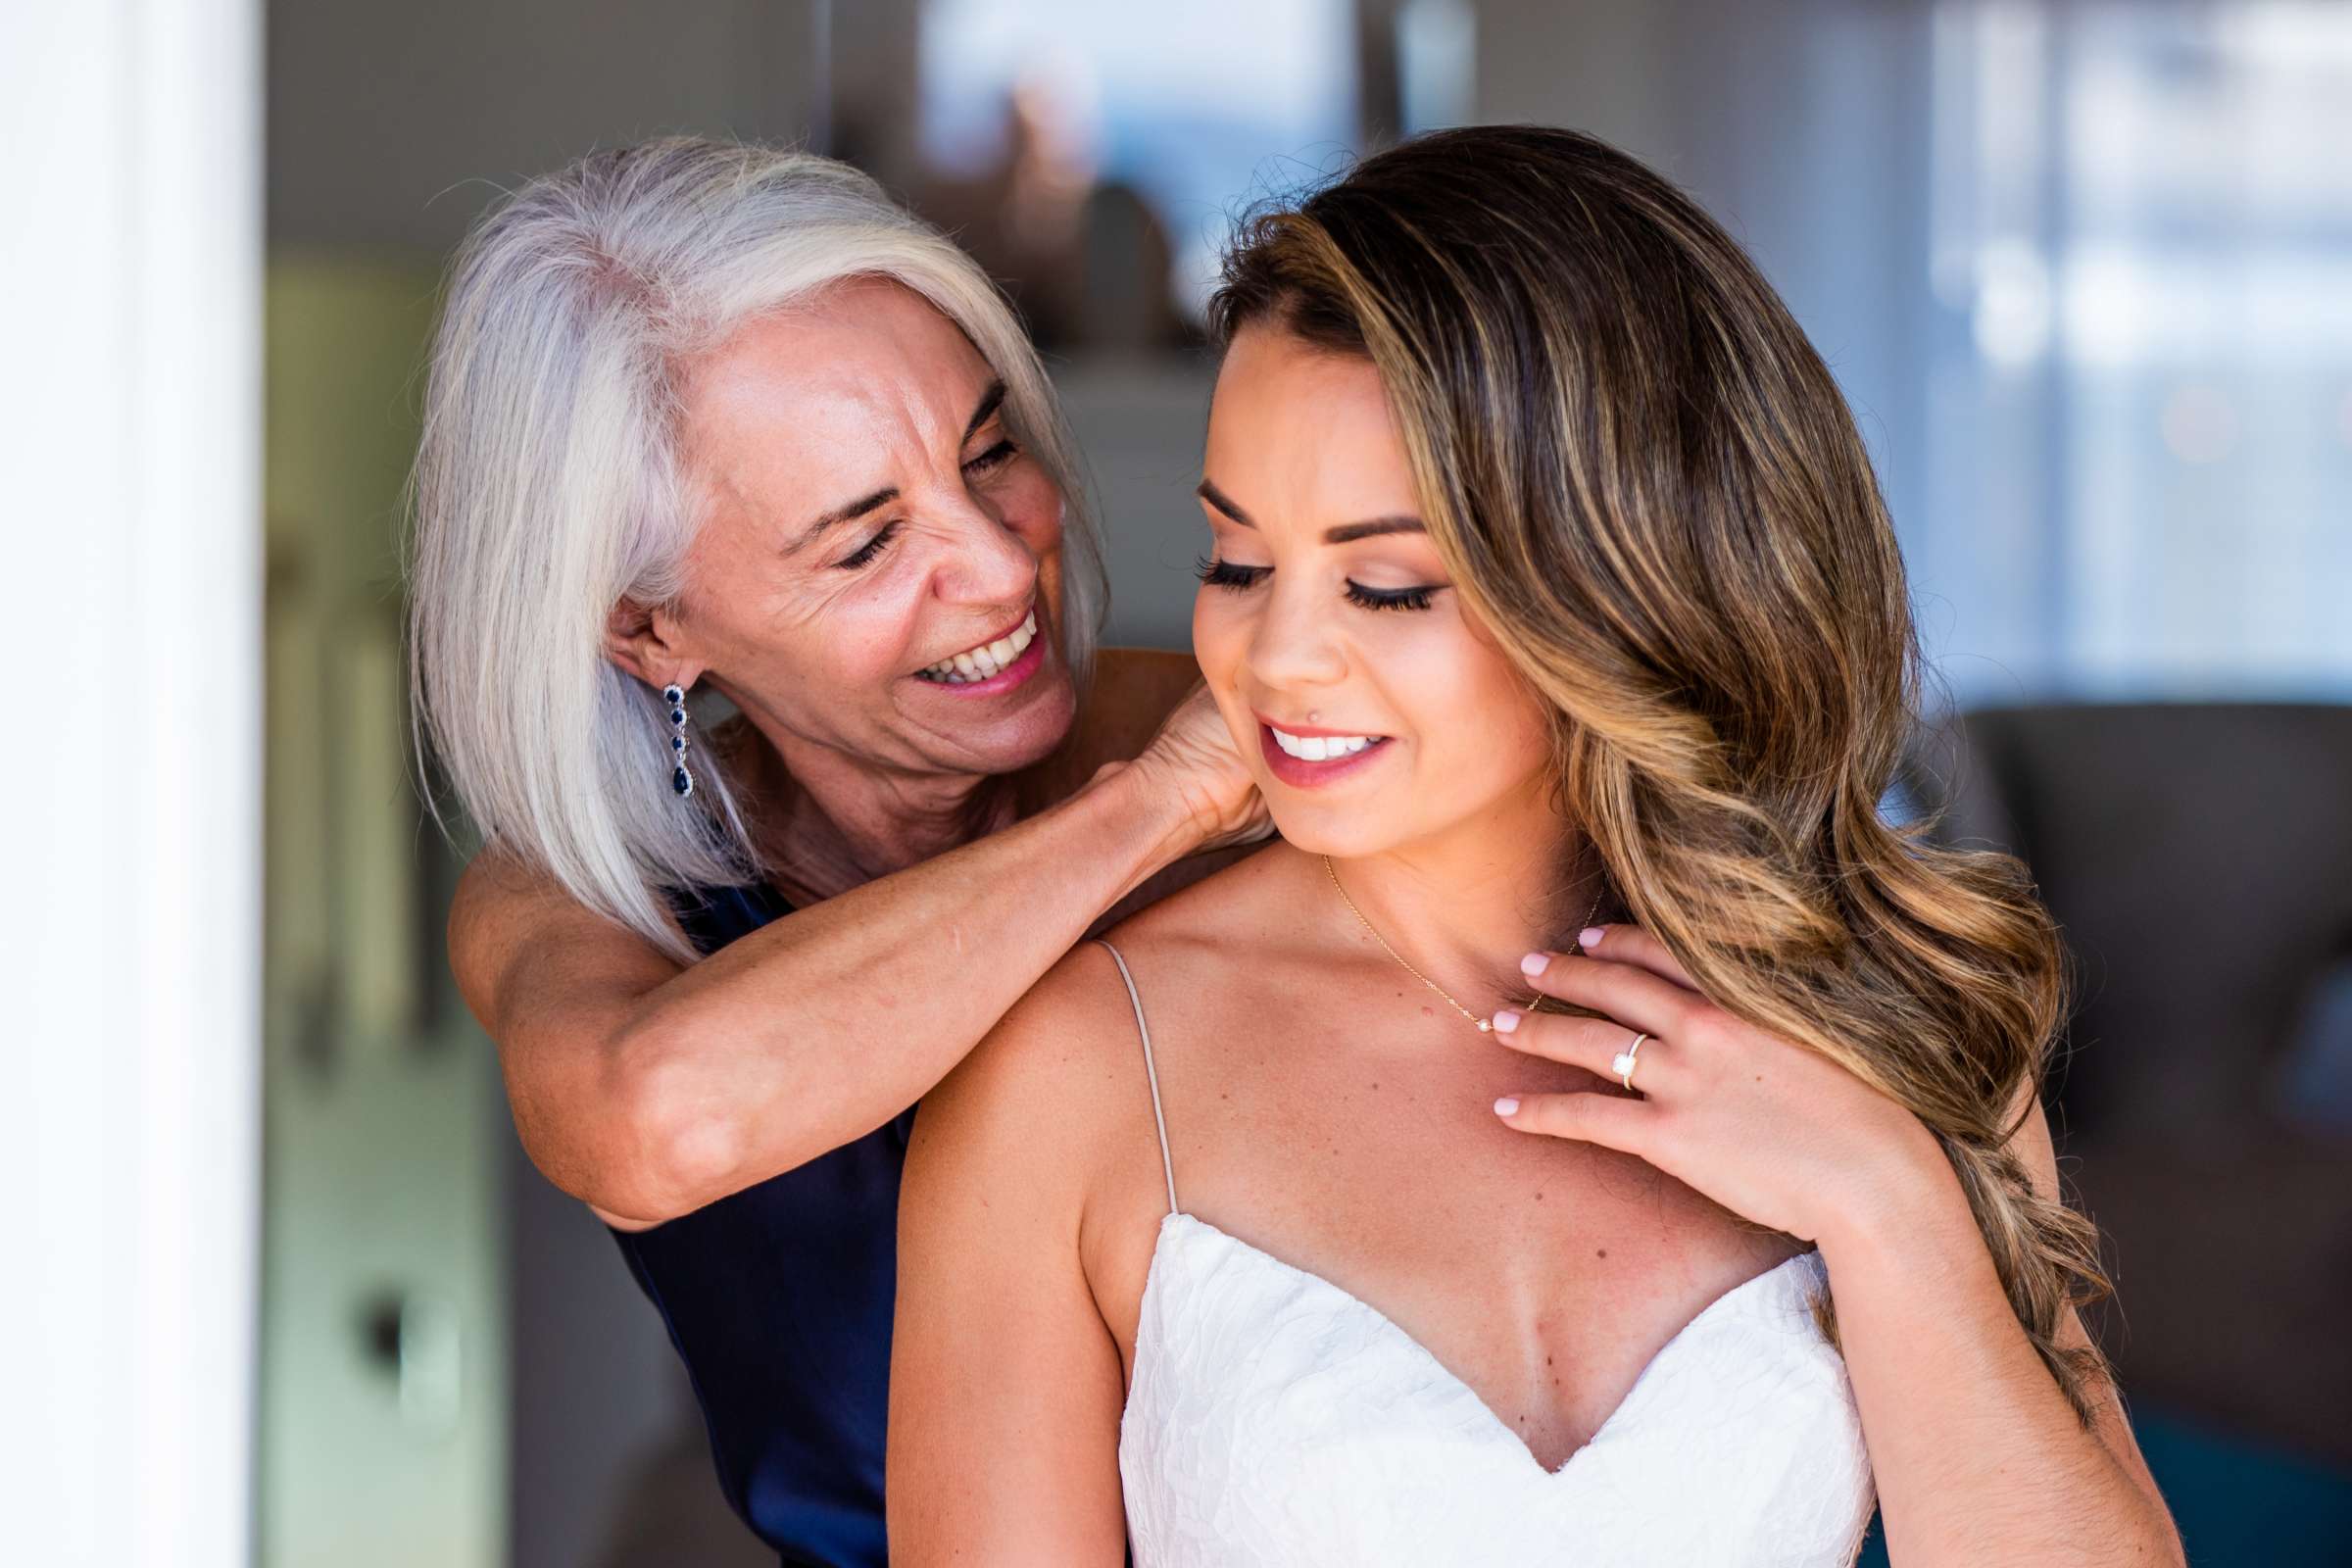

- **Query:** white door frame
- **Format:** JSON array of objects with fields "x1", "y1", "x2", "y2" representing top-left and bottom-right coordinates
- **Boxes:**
[{"x1": 1, "y1": 3, "x2": 263, "y2": 1565}]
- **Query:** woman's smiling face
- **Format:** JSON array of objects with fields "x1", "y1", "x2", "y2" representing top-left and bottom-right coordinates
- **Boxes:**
[
  {"x1": 649, "y1": 277, "x2": 1077, "y2": 783},
  {"x1": 1190, "y1": 322, "x2": 1555, "y2": 859}
]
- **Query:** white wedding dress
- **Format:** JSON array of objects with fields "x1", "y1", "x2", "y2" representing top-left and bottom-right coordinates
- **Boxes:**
[{"x1": 1097, "y1": 941, "x2": 1878, "y2": 1568}]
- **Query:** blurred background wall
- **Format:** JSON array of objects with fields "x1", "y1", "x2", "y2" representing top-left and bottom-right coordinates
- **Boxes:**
[{"x1": 249, "y1": 3, "x2": 2352, "y2": 1567}]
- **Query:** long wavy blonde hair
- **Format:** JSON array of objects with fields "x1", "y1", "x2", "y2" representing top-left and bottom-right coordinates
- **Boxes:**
[{"x1": 1208, "y1": 124, "x2": 2110, "y2": 1421}]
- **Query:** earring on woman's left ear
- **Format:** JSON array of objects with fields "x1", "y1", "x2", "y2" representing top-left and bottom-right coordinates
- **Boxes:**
[{"x1": 663, "y1": 682, "x2": 695, "y2": 799}]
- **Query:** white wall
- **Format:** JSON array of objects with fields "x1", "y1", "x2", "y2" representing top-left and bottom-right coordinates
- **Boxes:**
[{"x1": 0, "y1": 2, "x2": 265, "y2": 1565}]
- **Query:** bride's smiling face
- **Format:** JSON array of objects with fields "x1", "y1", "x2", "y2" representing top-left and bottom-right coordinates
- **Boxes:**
[{"x1": 1191, "y1": 322, "x2": 1555, "y2": 858}]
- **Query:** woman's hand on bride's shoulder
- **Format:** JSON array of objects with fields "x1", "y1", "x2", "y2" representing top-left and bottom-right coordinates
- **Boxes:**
[{"x1": 1483, "y1": 923, "x2": 1953, "y2": 1250}]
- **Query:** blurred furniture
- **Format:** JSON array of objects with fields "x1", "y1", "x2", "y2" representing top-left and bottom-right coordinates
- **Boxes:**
[{"x1": 1901, "y1": 703, "x2": 2352, "y2": 1526}]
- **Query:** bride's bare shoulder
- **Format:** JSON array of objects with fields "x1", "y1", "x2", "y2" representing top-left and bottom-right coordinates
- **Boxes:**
[
  {"x1": 1098, "y1": 838, "x2": 1309, "y2": 965},
  {"x1": 910, "y1": 848, "x2": 1307, "y2": 1187},
  {"x1": 908, "y1": 933, "x2": 1160, "y2": 1197}
]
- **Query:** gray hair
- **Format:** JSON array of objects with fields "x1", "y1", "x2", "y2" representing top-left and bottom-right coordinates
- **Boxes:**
[{"x1": 408, "y1": 137, "x2": 1106, "y2": 962}]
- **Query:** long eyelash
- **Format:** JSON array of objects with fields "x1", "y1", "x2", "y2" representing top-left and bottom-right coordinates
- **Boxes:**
[
  {"x1": 1346, "y1": 581, "x2": 1439, "y2": 612},
  {"x1": 965, "y1": 438, "x2": 1017, "y2": 472},
  {"x1": 1194, "y1": 557, "x2": 1439, "y2": 610},
  {"x1": 835, "y1": 519, "x2": 900, "y2": 570},
  {"x1": 1194, "y1": 556, "x2": 1269, "y2": 589}
]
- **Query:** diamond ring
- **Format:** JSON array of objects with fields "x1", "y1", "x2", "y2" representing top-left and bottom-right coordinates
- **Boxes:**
[{"x1": 1610, "y1": 1032, "x2": 1649, "y2": 1092}]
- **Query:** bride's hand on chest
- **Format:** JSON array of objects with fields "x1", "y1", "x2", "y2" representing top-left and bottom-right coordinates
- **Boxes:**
[{"x1": 1485, "y1": 924, "x2": 1954, "y2": 1251}]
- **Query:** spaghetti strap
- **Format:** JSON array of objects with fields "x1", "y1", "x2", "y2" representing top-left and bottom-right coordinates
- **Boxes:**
[{"x1": 1095, "y1": 938, "x2": 1178, "y2": 1216}]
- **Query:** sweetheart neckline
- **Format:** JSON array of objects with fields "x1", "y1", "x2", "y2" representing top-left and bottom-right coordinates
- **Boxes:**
[{"x1": 1132, "y1": 1208, "x2": 1823, "y2": 1478}]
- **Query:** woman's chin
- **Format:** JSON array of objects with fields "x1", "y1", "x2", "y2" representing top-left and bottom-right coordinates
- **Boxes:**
[
  {"x1": 972, "y1": 667, "x2": 1079, "y2": 775},
  {"x1": 901, "y1": 637, "x2": 1079, "y2": 778},
  {"x1": 1261, "y1": 805, "x2": 1408, "y2": 862}
]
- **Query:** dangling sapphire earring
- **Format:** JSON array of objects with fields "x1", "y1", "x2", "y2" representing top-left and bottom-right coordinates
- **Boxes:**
[{"x1": 663, "y1": 683, "x2": 695, "y2": 799}]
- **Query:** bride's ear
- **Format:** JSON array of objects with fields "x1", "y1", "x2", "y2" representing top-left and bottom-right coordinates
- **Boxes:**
[{"x1": 605, "y1": 596, "x2": 704, "y2": 692}]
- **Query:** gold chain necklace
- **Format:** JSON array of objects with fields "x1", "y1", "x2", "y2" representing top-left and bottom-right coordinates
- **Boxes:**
[{"x1": 1322, "y1": 854, "x2": 1605, "y2": 1034}]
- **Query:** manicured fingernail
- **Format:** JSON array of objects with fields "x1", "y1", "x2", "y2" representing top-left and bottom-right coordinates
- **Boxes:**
[
  {"x1": 1491, "y1": 1009, "x2": 1521, "y2": 1034},
  {"x1": 1494, "y1": 1097, "x2": 1520, "y2": 1116},
  {"x1": 1520, "y1": 952, "x2": 1550, "y2": 977},
  {"x1": 1579, "y1": 925, "x2": 1606, "y2": 951}
]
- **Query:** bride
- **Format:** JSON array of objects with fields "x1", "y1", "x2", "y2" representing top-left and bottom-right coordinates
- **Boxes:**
[{"x1": 886, "y1": 125, "x2": 2182, "y2": 1567}]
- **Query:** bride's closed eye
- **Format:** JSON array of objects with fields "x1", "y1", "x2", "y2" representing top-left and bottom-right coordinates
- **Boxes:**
[
  {"x1": 1193, "y1": 555, "x2": 1268, "y2": 591},
  {"x1": 1193, "y1": 556, "x2": 1444, "y2": 612}
]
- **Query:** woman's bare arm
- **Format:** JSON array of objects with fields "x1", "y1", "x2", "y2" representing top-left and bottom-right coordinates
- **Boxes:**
[
  {"x1": 454, "y1": 671, "x2": 1259, "y2": 1227},
  {"x1": 1831, "y1": 1093, "x2": 2180, "y2": 1566},
  {"x1": 887, "y1": 955, "x2": 1136, "y2": 1564}
]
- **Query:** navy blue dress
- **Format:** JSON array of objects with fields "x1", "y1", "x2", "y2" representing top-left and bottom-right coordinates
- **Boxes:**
[{"x1": 611, "y1": 880, "x2": 915, "y2": 1567}]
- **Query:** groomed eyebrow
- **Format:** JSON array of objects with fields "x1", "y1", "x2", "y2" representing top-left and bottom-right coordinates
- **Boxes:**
[
  {"x1": 790, "y1": 483, "x2": 899, "y2": 554},
  {"x1": 1195, "y1": 476, "x2": 1425, "y2": 545},
  {"x1": 963, "y1": 378, "x2": 1008, "y2": 443},
  {"x1": 788, "y1": 378, "x2": 1011, "y2": 554}
]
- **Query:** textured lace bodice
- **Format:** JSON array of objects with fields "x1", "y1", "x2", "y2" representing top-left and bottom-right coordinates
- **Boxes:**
[{"x1": 1096, "y1": 941, "x2": 1877, "y2": 1568}]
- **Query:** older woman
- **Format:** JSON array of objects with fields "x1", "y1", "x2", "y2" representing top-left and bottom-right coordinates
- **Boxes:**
[{"x1": 408, "y1": 138, "x2": 1265, "y2": 1566}]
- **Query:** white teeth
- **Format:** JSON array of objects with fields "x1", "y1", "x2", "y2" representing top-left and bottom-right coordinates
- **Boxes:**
[
  {"x1": 919, "y1": 609, "x2": 1038, "y2": 681},
  {"x1": 1269, "y1": 727, "x2": 1377, "y2": 760}
]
